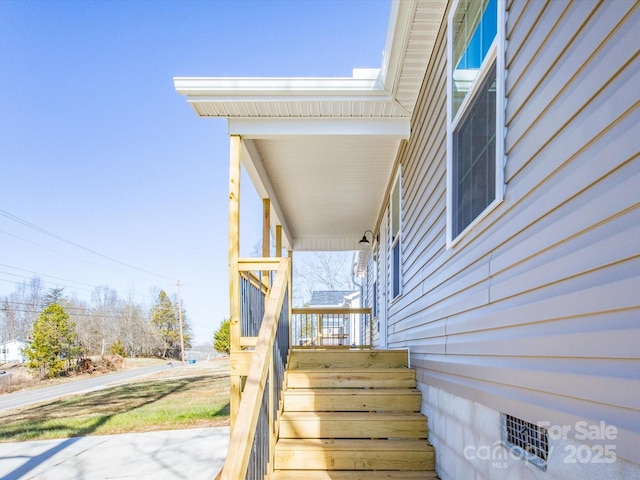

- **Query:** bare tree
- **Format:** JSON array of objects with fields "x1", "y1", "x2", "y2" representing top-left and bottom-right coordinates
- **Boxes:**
[
  {"x1": 2, "y1": 277, "x2": 45, "y2": 340},
  {"x1": 293, "y1": 251, "x2": 355, "y2": 306},
  {"x1": 2, "y1": 277, "x2": 171, "y2": 358},
  {"x1": 0, "y1": 298, "x2": 19, "y2": 341}
]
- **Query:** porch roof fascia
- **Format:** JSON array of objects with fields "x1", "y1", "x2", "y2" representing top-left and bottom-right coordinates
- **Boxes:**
[{"x1": 174, "y1": 72, "x2": 387, "y2": 98}]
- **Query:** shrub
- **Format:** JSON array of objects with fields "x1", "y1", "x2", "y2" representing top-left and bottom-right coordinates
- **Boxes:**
[
  {"x1": 213, "y1": 319, "x2": 230, "y2": 355},
  {"x1": 109, "y1": 339, "x2": 127, "y2": 357}
]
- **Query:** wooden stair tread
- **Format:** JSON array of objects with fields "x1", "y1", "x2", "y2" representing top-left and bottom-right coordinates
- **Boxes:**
[
  {"x1": 279, "y1": 412, "x2": 428, "y2": 439},
  {"x1": 276, "y1": 438, "x2": 434, "y2": 451},
  {"x1": 284, "y1": 388, "x2": 422, "y2": 411},
  {"x1": 273, "y1": 471, "x2": 439, "y2": 479},
  {"x1": 281, "y1": 411, "x2": 426, "y2": 420},
  {"x1": 287, "y1": 368, "x2": 416, "y2": 389},
  {"x1": 275, "y1": 438, "x2": 435, "y2": 471},
  {"x1": 289, "y1": 349, "x2": 409, "y2": 369},
  {"x1": 290, "y1": 368, "x2": 414, "y2": 373},
  {"x1": 285, "y1": 388, "x2": 422, "y2": 395},
  {"x1": 271, "y1": 350, "x2": 437, "y2": 479}
]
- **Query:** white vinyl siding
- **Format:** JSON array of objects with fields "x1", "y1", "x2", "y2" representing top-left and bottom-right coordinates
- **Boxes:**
[{"x1": 386, "y1": 0, "x2": 640, "y2": 467}]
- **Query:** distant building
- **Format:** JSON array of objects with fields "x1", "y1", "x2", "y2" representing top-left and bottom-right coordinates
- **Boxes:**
[
  {"x1": 0, "y1": 339, "x2": 28, "y2": 363},
  {"x1": 306, "y1": 290, "x2": 361, "y2": 346},
  {"x1": 309, "y1": 290, "x2": 359, "y2": 308}
]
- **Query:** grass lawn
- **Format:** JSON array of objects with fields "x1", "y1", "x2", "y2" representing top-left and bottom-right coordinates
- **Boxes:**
[{"x1": 0, "y1": 358, "x2": 230, "y2": 442}]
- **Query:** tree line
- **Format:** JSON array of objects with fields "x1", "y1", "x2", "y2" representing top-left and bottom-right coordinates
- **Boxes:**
[{"x1": 1, "y1": 277, "x2": 191, "y2": 367}]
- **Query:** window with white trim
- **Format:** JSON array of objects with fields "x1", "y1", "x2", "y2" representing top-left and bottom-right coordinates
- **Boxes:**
[
  {"x1": 390, "y1": 172, "x2": 402, "y2": 299},
  {"x1": 447, "y1": 0, "x2": 504, "y2": 245}
]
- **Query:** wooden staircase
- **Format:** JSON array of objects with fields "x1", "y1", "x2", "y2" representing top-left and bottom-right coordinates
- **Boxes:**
[{"x1": 272, "y1": 349, "x2": 438, "y2": 479}]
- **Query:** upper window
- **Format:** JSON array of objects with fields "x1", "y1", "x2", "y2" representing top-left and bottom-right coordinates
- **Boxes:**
[
  {"x1": 390, "y1": 172, "x2": 402, "y2": 299},
  {"x1": 447, "y1": 0, "x2": 504, "y2": 245}
]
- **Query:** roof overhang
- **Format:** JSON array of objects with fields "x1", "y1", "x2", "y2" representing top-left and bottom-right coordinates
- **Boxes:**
[{"x1": 174, "y1": 0, "x2": 447, "y2": 251}]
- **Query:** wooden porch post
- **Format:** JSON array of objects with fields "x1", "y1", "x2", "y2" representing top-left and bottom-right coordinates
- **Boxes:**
[
  {"x1": 229, "y1": 134, "x2": 241, "y2": 428},
  {"x1": 262, "y1": 198, "x2": 271, "y2": 291},
  {"x1": 288, "y1": 249, "x2": 293, "y2": 348},
  {"x1": 275, "y1": 225, "x2": 282, "y2": 258}
]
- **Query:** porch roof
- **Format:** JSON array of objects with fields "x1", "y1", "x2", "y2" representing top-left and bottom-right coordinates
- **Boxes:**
[{"x1": 174, "y1": 0, "x2": 446, "y2": 251}]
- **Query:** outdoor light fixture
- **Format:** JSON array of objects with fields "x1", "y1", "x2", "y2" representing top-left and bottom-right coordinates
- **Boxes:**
[{"x1": 359, "y1": 230, "x2": 378, "y2": 245}]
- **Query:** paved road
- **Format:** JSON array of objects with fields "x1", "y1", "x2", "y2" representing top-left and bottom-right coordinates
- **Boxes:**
[{"x1": 0, "y1": 364, "x2": 171, "y2": 412}]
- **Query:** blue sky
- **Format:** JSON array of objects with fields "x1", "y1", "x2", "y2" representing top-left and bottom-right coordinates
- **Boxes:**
[{"x1": 0, "y1": 0, "x2": 390, "y2": 344}]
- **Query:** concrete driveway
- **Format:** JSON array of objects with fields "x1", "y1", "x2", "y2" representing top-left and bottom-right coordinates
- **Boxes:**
[{"x1": 0, "y1": 426, "x2": 229, "y2": 480}]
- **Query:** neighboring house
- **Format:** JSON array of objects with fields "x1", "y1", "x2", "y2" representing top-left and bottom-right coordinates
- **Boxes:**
[
  {"x1": 308, "y1": 290, "x2": 359, "y2": 308},
  {"x1": 305, "y1": 290, "x2": 361, "y2": 346},
  {"x1": 0, "y1": 339, "x2": 28, "y2": 363},
  {"x1": 176, "y1": 1, "x2": 639, "y2": 478}
]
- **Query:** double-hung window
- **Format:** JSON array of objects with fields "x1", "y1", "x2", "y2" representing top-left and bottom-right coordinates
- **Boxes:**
[
  {"x1": 390, "y1": 172, "x2": 402, "y2": 299},
  {"x1": 447, "y1": 0, "x2": 504, "y2": 246}
]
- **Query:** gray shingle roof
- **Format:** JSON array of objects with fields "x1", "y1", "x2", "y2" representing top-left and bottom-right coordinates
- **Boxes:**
[{"x1": 309, "y1": 290, "x2": 357, "y2": 307}]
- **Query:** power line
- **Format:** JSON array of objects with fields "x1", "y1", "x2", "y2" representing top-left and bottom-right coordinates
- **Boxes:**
[
  {"x1": 0, "y1": 274, "x2": 160, "y2": 306},
  {"x1": 0, "y1": 229, "x2": 170, "y2": 307},
  {"x1": 0, "y1": 208, "x2": 175, "y2": 282},
  {"x1": 0, "y1": 229, "x2": 162, "y2": 286},
  {"x1": 0, "y1": 264, "x2": 97, "y2": 290},
  {"x1": 3, "y1": 307, "x2": 149, "y2": 320}
]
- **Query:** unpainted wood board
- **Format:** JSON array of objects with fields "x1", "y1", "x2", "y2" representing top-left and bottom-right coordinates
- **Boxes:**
[
  {"x1": 278, "y1": 412, "x2": 428, "y2": 439},
  {"x1": 287, "y1": 368, "x2": 416, "y2": 389},
  {"x1": 275, "y1": 439, "x2": 434, "y2": 471},
  {"x1": 272, "y1": 471, "x2": 439, "y2": 479},
  {"x1": 284, "y1": 388, "x2": 422, "y2": 412},
  {"x1": 289, "y1": 349, "x2": 408, "y2": 369}
]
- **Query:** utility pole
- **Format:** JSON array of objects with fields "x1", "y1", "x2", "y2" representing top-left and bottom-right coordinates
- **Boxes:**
[{"x1": 174, "y1": 281, "x2": 187, "y2": 366}]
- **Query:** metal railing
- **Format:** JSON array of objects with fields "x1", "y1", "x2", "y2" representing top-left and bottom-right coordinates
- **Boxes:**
[
  {"x1": 292, "y1": 307, "x2": 372, "y2": 348},
  {"x1": 221, "y1": 258, "x2": 290, "y2": 480},
  {"x1": 240, "y1": 271, "x2": 267, "y2": 338}
]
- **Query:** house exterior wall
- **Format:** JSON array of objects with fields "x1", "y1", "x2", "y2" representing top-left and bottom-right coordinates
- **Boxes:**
[
  {"x1": 420, "y1": 383, "x2": 639, "y2": 480},
  {"x1": 1, "y1": 340, "x2": 27, "y2": 363},
  {"x1": 373, "y1": 0, "x2": 640, "y2": 477}
]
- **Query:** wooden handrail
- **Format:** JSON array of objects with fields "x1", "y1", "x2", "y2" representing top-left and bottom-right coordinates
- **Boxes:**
[
  {"x1": 221, "y1": 258, "x2": 290, "y2": 480},
  {"x1": 291, "y1": 307, "x2": 374, "y2": 348},
  {"x1": 292, "y1": 307, "x2": 372, "y2": 315},
  {"x1": 238, "y1": 257, "x2": 282, "y2": 271}
]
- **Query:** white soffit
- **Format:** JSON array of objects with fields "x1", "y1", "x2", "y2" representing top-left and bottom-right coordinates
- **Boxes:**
[{"x1": 381, "y1": 0, "x2": 448, "y2": 111}]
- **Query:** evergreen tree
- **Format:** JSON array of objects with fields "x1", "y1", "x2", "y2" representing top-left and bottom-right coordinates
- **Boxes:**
[
  {"x1": 213, "y1": 319, "x2": 230, "y2": 355},
  {"x1": 150, "y1": 290, "x2": 191, "y2": 359},
  {"x1": 24, "y1": 303, "x2": 81, "y2": 378},
  {"x1": 109, "y1": 339, "x2": 127, "y2": 357},
  {"x1": 44, "y1": 287, "x2": 65, "y2": 307}
]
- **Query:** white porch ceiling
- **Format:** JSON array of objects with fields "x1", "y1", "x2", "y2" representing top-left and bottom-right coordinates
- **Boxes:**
[
  {"x1": 174, "y1": 0, "x2": 447, "y2": 251},
  {"x1": 249, "y1": 135, "x2": 402, "y2": 251}
]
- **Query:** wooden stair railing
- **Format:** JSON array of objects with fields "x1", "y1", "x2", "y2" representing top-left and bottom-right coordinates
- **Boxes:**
[
  {"x1": 220, "y1": 258, "x2": 290, "y2": 480},
  {"x1": 272, "y1": 349, "x2": 439, "y2": 479}
]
